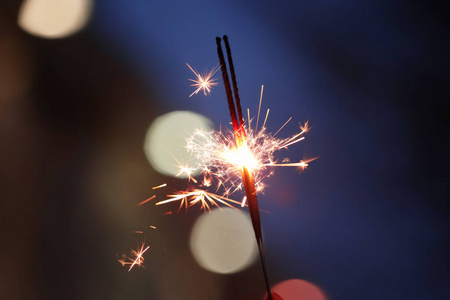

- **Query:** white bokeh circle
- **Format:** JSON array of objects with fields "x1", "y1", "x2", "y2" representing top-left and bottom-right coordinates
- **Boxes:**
[
  {"x1": 144, "y1": 111, "x2": 212, "y2": 177},
  {"x1": 190, "y1": 207, "x2": 258, "y2": 274},
  {"x1": 18, "y1": 0, "x2": 93, "y2": 39}
]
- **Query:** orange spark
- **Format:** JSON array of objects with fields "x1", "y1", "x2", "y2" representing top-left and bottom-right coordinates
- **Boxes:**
[
  {"x1": 152, "y1": 183, "x2": 167, "y2": 190},
  {"x1": 138, "y1": 195, "x2": 156, "y2": 206},
  {"x1": 156, "y1": 189, "x2": 242, "y2": 212},
  {"x1": 267, "y1": 157, "x2": 318, "y2": 169},
  {"x1": 118, "y1": 242, "x2": 150, "y2": 271},
  {"x1": 300, "y1": 120, "x2": 310, "y2": 133}
]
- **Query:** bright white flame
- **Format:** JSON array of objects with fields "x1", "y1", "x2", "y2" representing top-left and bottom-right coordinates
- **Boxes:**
[
  {"x1": 190, "y1": 207, "x2": 257, "y2": 274},
  {"x1": 185, "y1": 121, "x2": 314, "y2": 195},
  {"x1": 18, "y1": 0, "x2": 93, "y2": 39},
  {"x1": 220, "y1": 143, "x2": 259, "y2": 171}
]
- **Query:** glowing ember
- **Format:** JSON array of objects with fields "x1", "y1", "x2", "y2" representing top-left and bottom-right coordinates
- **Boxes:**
[
  {"x1": 118, "y1": 242, "x2": 150, "y2": 271},
  {"x1": 187, "y1": 63, "x2": 220, "y2": 97}
]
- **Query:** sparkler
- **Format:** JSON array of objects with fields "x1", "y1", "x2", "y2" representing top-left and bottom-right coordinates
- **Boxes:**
[
  {"x1": 216, "y1": 35, "x2": 275, "y2": 299},
  {"x1": 129, "y1": 36, "x2": 313, "y2": 299},
  {"x1": 199, "y1": 35, "x2": 313, "y2": 300}
]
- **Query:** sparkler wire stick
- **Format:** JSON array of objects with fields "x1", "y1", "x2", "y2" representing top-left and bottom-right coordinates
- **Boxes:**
[
  {"x1": 216, "y1": 36, "x2": 274, "y2": 300},
  {"x1": 216, "y1": 37, "x2": 243, "y2": 140},
  {"x1": 223, "y1": 35, "x2": 245, "y2": 128}
]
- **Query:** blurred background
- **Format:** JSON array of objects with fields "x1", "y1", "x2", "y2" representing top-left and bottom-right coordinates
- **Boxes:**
[{"x1": 0, "y1": 0, "x2": 449, "y2": 299}]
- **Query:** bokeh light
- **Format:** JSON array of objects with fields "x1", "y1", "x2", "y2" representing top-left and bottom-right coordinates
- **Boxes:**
[
  {"x1": 265, "y1": 279, "x2": 327, "y2": 300},
  {"x1": 18, "y1": 0, "x2": 93, "y2": 39},
  {"x1": 144, "y1": 111, "x2": 212, "y2": 177},
  {"x1": 190, "y1": 207, "x2": 258, "y2": 274}
]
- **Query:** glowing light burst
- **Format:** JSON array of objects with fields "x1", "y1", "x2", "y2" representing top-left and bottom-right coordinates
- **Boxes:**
[
  {"x1": 185, "y1": 113, "x2": 315, "y2": 195},
  {"x1": 187, "y1": 63, "x2": 220, "y2": 97},
  {"x1": 151, "y1": 87, "x2": 315, "y2": 213},
  {"x1": 118, "y1": 242, "x2": 150, "y2": 271}
]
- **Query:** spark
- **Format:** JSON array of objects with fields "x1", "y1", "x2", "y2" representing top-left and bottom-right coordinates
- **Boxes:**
[
  {"x1": 138, "y1": 195, "x2": 156, "y2": 206},
  {"x1": 256, "y1": 85, "x2": 264, "y2": 131},
  {"x1": 187, "y1": 63, "x2": 220, "y2": 97},
  {"x1": 201, "y1": 174, "x2": 212, "y2": 187},
  {"x1": 156, "y1": 188, "x2": 242, "y2": 212},
  {"x1": 118, "y1": 242, "x2": 150, "y2": 271},
  {"x1": 152, "y1": 183, "x2": 167, "y2": 190},
  {"x1": 300, "y1": 120, "x2": 310, "y2": 133},
  {"x1": 170, "y1": 153, "x2": 199, "y2": 183},
  {"x1": 176, "y1": 165, "x2": 198, "y2": 183},
  {"x1": 266, "y1": 157, "x2": 317, "y2": 169},
  {"x1": 241, "y1": 196, "x2": 247, "y2": 207},
  {"x1": 149, "y1": 226, "x2": 156, "y2": 229}
]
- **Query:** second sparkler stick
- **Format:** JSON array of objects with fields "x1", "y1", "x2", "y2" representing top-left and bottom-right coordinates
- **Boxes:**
[{"x1": 216, "y1": 35, "x2": 274, "y2": 300}]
